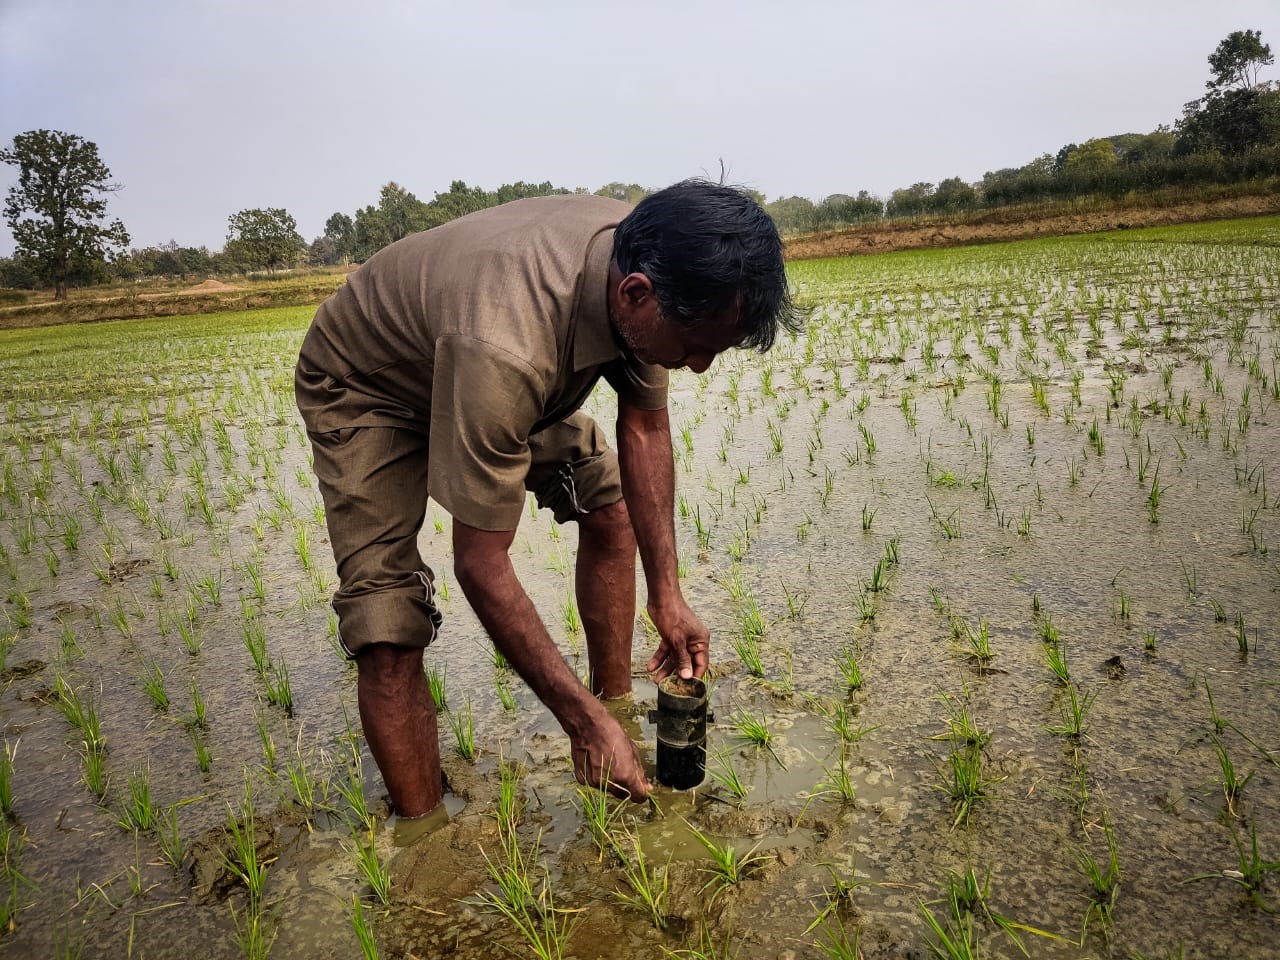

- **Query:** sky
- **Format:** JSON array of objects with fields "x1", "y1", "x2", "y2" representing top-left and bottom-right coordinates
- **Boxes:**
[{"x1": 1, "y1": 0, "x2": 1276, "y2": 255}]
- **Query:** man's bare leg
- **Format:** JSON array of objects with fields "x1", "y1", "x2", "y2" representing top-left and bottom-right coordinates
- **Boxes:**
[
  {"x1": 356, "y1": 644, "x2": 442, "y2": 818},
  {"x1": 576, "y1": 499, "x2": 638, "y2": 699}
]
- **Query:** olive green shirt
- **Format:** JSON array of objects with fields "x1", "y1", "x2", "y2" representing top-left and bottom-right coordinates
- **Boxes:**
[{"x1": 296, "y1": 194, "x2": 668, "y2": 531}]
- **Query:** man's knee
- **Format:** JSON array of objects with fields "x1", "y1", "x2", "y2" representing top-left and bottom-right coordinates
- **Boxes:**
[
  {"x1": 578, "y1": 498, "x2": 635, "y2": 548},
  {"x1": 356, "y1": 643, "x2": 426, "y2": 690}
]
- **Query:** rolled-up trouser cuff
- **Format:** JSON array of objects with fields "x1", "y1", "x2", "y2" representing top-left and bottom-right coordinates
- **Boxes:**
[
  {"x1": 333, "y1": 570, "x2": 444, "y2": 659},
  {"x1": 532, "y1": 450, "x2": 623, "y2": 525}
]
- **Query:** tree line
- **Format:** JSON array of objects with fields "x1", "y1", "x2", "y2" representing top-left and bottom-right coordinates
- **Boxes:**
[{"x1": 2, "y1": 30, "x2": 1276, "y2": 298}]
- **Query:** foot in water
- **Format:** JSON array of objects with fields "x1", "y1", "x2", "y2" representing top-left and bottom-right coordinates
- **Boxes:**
[{"x1": 391, "y1": 792, "x2": 466, "y2": 847}]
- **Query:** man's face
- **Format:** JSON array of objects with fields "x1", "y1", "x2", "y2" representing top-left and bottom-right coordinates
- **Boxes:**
[{"x1": 609, "y1": 266, "x2": 744, "y2": 373}]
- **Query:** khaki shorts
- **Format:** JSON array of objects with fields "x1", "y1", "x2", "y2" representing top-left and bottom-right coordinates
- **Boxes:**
[{"x1": 306, "y1": 414, "x2": 622, "y2": 657}]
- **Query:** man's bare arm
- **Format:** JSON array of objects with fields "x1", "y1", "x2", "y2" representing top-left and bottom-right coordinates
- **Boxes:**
[
  {"x1": 616, "y1": 399, "x2": 710, "y2": 680},
  {"x1": 452, "y1": 520, "x2": 649, "y2": 799}
]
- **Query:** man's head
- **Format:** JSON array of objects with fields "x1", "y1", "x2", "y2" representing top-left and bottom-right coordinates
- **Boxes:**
[{"x1": 609, "y1": 180, "x2": 800, "y2": 373}]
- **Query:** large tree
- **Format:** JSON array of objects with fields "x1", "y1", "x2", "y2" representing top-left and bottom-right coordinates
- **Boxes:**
[
  {"x1": 1179, "y1": 29, "x2": 1280, "y2": 156},
  {"x1": 1207, "y1": 29, "x2": 1274, "y2": 92},
  {"x1": 0, "y1": 130, "x2": 130, "y2": 299},
  {"x1": 225, "y1": 207, "x2": 302, "y2": 272}
]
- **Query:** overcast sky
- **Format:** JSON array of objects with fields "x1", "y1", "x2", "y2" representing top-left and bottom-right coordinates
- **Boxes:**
[{"x1": 1, "y1": 0, "x2": 1276, "y2": 255}]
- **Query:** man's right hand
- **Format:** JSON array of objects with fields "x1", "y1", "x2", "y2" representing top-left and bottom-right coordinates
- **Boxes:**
[{"x1": 570, "y1": 709, "x2": 651, "y2": 802}]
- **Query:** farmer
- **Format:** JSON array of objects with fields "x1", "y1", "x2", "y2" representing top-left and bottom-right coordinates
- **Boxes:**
[{"x1": 295, "y1": 180, "x2": 797, "y2": 832}]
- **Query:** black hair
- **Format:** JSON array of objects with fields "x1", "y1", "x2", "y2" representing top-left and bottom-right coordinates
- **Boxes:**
[{"x1": 612, "y1": 179, "x2": 801, "y2": 352}]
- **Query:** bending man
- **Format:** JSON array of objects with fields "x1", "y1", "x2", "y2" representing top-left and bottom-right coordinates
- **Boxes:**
[{"x1": 295, "y1": 180, "x2": 797, "y2": 825}]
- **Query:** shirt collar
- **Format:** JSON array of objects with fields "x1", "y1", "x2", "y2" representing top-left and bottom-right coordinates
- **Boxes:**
[{"x1": 573, "y1": 228, "x2": 623, "y2": 372}]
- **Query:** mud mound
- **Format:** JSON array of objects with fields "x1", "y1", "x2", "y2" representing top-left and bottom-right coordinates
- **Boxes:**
[{"x1": 183, "y1": 279, "x2": 234, "y2": 293}]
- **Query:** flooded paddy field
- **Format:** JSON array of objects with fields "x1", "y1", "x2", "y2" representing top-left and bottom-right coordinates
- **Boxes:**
[{"x1": 0, "y1": 216, "x2": 1277, "y2": 959}]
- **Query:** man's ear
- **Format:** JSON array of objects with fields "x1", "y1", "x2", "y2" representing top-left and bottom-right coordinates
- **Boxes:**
[{"x1": 619, "y1": 272, "x2": 655, "y2": 307}]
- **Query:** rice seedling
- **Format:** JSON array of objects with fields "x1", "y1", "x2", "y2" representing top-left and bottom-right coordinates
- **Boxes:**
[
  {"x1": 1044, "y1": 639, "x2": 1071, "y2": 686},
  {"x1": 242, "y1": 616, "x2": 269, "y2": 675},
  {"x1": 254, "y1": 707, "x2": 277, "y2": 773},
  {"x1": 834, "y1": 648, "x2": 863, "y2": 691},
  {"x1": 189, "y1": 726, "x2": 213, "y2": 774},
  {"x1": 937, "y1": 507, "x2": 962, "y2": 540},
  {"x1": 476, "y1": 830, "x2": 579, "y2": 960},
  {"x1": 707, "y1": 749, "x2": 749, "y2": 801},
  {"x1": 496, "y1": 673, "x2": 516, "y2": 711},
  {"x1": 0, "y1": 823, "x2": 29, "y2": 935},
  {"x1": 729, "y1": 708, "x2": 774, "y2": 752},
  {"x1": 810, "y1": 915, "x2": 862, "y2": 960},
  {"x1": 157, "y1": 803, "x2": 184, "y2": 871},
  {"x1": 116, "y1": 766, "x2": 158, "y2": 832},
  {"x1": 684, "y1": 820, "x2": 773, "y2": 904},
  {"x1": 934, "y1": 744, "x2": 996, "y2": 829},
  {"x1": 1049, "y1": 684, "x2": 1096, "y2": 739},
  {"x1": 496, "y1": 757, "x2": 525, "y2": 837},
  {"x1": 82, "y1": 741, "x2": 108, "y2": 799},
  {"x1": 138, "y1": 658, "x2": 169, "y2": 711},
  {"x1": 193, "y1": 570, "x2": 223, "y2": 606},
  {"x1": 1213, "y1": 738, "x2": 1255, "y2": 817},
  {"x1": 348, "y1": 825, "x2": 391, "y2": 905},
  {"x1": 613, "y1": 829, "x2": 670, "y2": 929},
  {"x1": 1185, "y1": 822, "x2": 1279, "y2": 912},
  {"x1": 781, "y1": 581, "x2": 808, "y2": 620},
  {"x1": 561, "y1": 595, "x2": 581, "y2": 642},
  {"x1": 866, "y1": 557, "x2": 888, "y2": 593},
  {"x1": 1076, "y1": 812, "x2": 1121, "y2": 933},
  {"x1": 351, "y1": 896, "x2": 380, "y2": 960},
  {"x1": 853, "y1": 587, "x2": 876, "y2": 623},
  {"x1": 952, "y1": 617, "x2": 994, "y2": 665},
  {"x1": 935, "y1": 691, "x2": 991, "y2": 749},
  {"x1": 918, "y1": 888, "x2": 980, "y2": 960},
  {"x1": 230, "y1": 899, "x2": 277, "y2": 960},
  {"x1": 813, "y1": 750, "x2": 857, "y2": 803},
  {"x1": 223, "y1": 775, "x2": 270, "y2": 904},
  {"x1": 0, "y1": 740, "x2": 14, "y2": 817},
  {"x1": 730, "y1": 630, "x2": 765, "y2": 679},
  {"x1": 576, "y1": 778, "x2": 626, "y2": 858},
  {"x1": 448, "y1": 697, "x2": 477, "y2": 761},
  {"x1": 1234, "y1": 611, "x2": 1252, "y2": 654},
  {"x1": 265, "y1": 658, "x2": 294, "y2": 717},
  {"x1": 1180, "y1": 558, "x2": 1198, "y2": 599}
]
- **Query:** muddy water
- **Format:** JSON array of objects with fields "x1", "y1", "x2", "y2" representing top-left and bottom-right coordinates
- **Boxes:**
[{"x1": 1, "y1": 224, "x2": 1278, "y2": 958}]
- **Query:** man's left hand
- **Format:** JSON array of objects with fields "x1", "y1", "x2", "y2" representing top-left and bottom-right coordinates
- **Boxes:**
[{"x1": 645, "y1": 599, "x2": 709, "y2": 681}]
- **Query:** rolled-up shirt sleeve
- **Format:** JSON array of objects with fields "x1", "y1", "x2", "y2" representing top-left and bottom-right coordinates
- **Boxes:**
[
  {"x1": 603, "y1": 353, "x2": 668, "y2": 410},
  {"x1": 428, "y1": 335, "x2": 544, "y2": 531}
]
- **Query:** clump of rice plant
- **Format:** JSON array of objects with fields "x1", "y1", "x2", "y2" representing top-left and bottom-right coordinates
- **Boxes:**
[
  {"x1": 116, "y1": 766, "x2": 158, "y2": 832},
  {"x1": 576, "y1": 778, "x2": 626, "y2": 859},
  {"x1": 1076, "y1": 812, "x2": 1121, "y2": 934},
  {"x1": 613, "y1": 829, "x2": 670, "y2": 929},
  {"x1": 1049, "y1": 684, "x2": 1096, "y2": 739},
  {"x1": 222, "y1": 775, "x2": 269, "y2": 904},
  {"x1": 348, "y1": 825, "x2": 391, "y2": 905},
  {"x1": 351, "y1": 896, "x2": 380, "y2": 960},
  {"x1": 1185, "y1": 822, "x2": 1280, "y2": 912},
  {"x1": 834, "y1": 649, "x2": 863, "y2": 691},
  {"x1": 448, "y1": 697, "x2": 476, "y2": 762},
  {"x1": 685, "y1": 820, "x2": 773, "y2": 905},
  {"x1": 707, "y1": 749, "x2": 749, "y2": 802},
  {"x1": 1213, "y1": 738, "x2": 1255, "y2": 817},
  {"x1": 475, "y1": 830, "x2": 579, "y2": 960}
]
